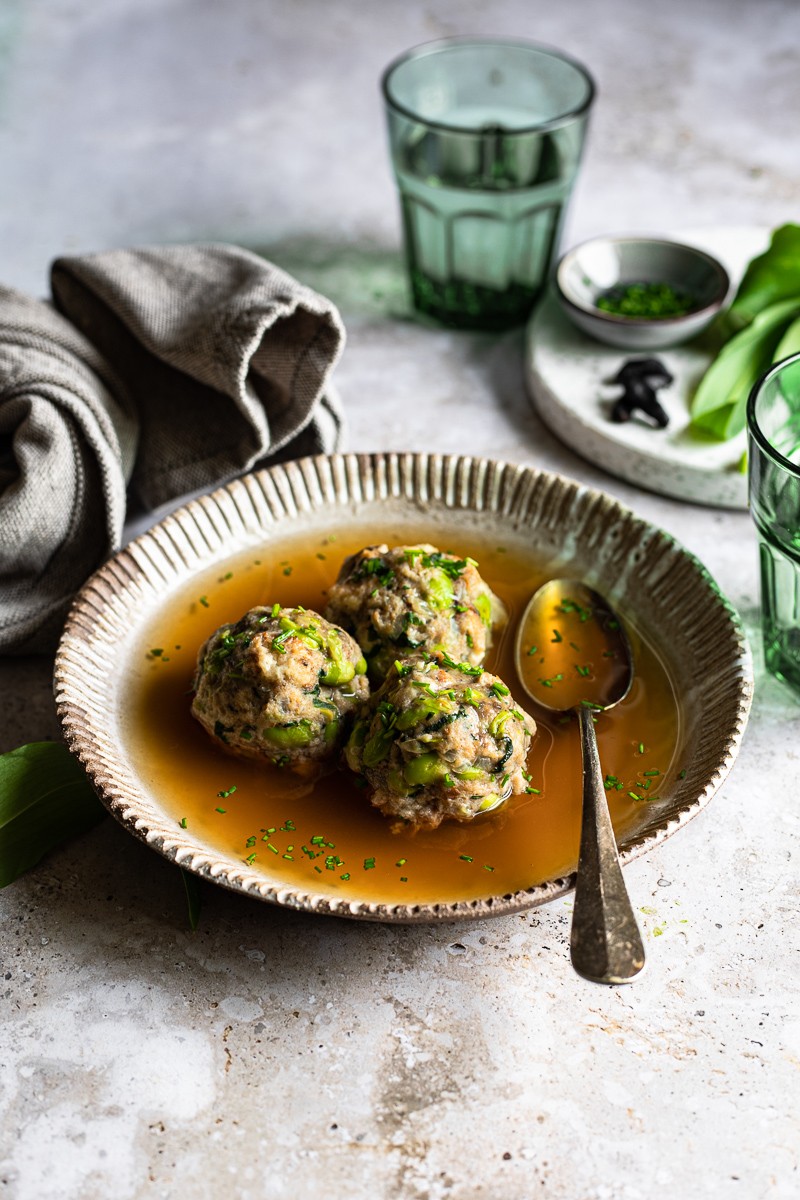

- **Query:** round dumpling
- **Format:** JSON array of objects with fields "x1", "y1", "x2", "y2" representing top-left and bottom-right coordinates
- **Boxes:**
[
  {"x1": 191, "y1": 605, "x2": 369, "y2": 776},
  {"x1": 324, "y1": 543, "x2": 505, "y2": 681},
  {"x1": 344, "y1": 653, "x2": 535, "y2": 829}
]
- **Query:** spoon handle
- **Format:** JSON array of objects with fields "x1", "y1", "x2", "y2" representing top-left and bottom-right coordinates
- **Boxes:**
[{"x1": 570, "y1": 706, "x2": 646, "y2": 984}]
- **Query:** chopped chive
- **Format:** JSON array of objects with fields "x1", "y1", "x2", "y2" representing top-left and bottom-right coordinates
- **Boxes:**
[
  {"x1": 484, "y1": 864, "x2": 495, "y2": 872},
  {"x1": 245, "y1": 853, "x2": 256, "y2": 865},
  {"x1": 266, "y1": 843, "x2": 279, "y2": 855},
  {"x1": 395, "y1": 859, "x2": 407, "y2": 867},
  {"x1": 179, "y1": 817, "x2": 188, "y2": 829},
  {"x1": 199, "y1": 596, "x2": 209, "y2": 608},
  {"x1": 459, "y1": 854, "x2": 473, "y2": 863},
  {"x1": 217, "y1": 785, "x2": 237, "y2": 798},
  {"x1": 551, "y1": 629, "x2": 563, "y2": 643},
  {"x1": 282, "y1": 853, "x2": 294, "y2": 861},
  {"x1": 637, "y1": 743, "x2": 645, "y2": 754},
  {"x1": 526, "y1": 644, "x2": 538, "y2": 656},
  {"x1": 340, "y1": 872, "x2": 351, "y2": 881},
  {"x1": 363, "y1": 857, "x2": 376, "y2": 870},
  {"x1": 644, "y1": 769, "x2": 660, "y2": 777},
  {"x1": 215, "y1": 807, "x2": 226, "y2": 814}
]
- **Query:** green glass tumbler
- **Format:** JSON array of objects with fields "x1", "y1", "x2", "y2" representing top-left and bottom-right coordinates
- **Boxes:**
[
  {"x1": 381, "y1": 38, "x2": 595, "y2": 331},
  {"x1": 747, "y1": 352, "x2": 800, "y2": 697}
]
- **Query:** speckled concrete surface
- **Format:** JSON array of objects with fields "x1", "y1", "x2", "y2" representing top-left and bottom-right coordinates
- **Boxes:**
[{"x1": 1, "y1": 2, "x2": 799, "y2": 1198}]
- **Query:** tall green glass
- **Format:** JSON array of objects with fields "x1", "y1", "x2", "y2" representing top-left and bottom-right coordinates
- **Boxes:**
[
  {"x1": 381, "y1": 38, "x2": 595, "y2": 331},
  {"x1": 747, "y1": 352, "x2": 800, "y2": 697}
]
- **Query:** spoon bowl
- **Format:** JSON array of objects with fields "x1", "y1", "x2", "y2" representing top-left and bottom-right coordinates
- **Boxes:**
[{"x1": 515, "y1": 579, "x2": 646, "y2": 984}]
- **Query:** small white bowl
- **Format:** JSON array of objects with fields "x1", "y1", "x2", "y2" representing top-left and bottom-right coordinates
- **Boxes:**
[{"x1": 555, "y1": 235, "x2": 731, "y2": 350}]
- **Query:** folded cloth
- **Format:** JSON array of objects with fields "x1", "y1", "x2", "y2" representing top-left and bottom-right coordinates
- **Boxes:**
[
  {"x1": 0, "y1": 287, "x2": 138, "y2": 654},
  {"x1": 0, "y1": 243, "x2": 345, "y2": 654}
]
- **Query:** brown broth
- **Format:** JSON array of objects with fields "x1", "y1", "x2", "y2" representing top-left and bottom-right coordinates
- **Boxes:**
[{"x1": 125, "y1": 524, "x2": 682, "y2": 906}]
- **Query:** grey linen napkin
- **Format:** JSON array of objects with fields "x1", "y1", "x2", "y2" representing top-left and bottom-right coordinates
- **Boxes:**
[{"x1": 0, "y1": 243, "x2": 345, "y2": 654}]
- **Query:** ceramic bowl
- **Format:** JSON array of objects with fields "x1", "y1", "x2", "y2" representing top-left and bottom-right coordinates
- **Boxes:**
[
  {"x1": 54, "y1": 453, "x2": 753, "y2": 924},
  {"x1": 555, "y1": 235, "x2": 731, "y2": 350}
]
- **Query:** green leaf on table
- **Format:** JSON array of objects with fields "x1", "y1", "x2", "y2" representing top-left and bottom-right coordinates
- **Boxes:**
[
  {"x1": 0, "y1": 741, "x2": 107, "y2": 887},
  {"x1": 689, "y1": 297, "x2": 800, "y2": 440},
  {"x1": 723, "y1": 223, "x2": 800, "y2": 335},
  {"x1": 180, "y1": 868, "x2": 203, "y2": 931}
]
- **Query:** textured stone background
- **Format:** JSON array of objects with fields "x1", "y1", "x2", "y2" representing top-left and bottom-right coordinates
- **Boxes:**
[{"x1": 1, "y1": 2, "x2": 799, "y2": 1198}]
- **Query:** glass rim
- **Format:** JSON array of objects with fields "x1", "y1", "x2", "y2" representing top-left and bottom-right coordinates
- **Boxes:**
[
  {"x1": 380, "y1": 36, "x2": 596, "y2": 136},
  {"x1": 746, "y1": 349, "x2": 800, "y2": 477}
]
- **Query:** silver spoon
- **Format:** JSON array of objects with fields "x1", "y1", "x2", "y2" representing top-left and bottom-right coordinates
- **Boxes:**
[{"x1": 514, "y1": 579, "x2": 645, "y2": 985}]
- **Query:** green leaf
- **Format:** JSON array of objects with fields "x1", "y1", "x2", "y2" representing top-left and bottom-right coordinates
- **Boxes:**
[
  {"x1": 690, "y1": 298, "x2": 800, "y2": 439},
  {"x1": 180, "y1": 868, "x2": 203, "y2": 931},
  {"x1": 725, "y1": 223, "x2": 800, "y2": 334},
  {"x1": 0, "y1": 741, "x2": 107, "y2": 888},
  {"x1": 773, "y1": 313, "x2": 800, "y2": 363}
]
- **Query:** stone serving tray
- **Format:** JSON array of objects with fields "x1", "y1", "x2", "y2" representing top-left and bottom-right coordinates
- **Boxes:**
[
  {"x1": 54, "y1": 453, "x2": 753, "y2": 923},
  {"x1": 526, "y1": 227, "x2": 770, "y2": 510}
]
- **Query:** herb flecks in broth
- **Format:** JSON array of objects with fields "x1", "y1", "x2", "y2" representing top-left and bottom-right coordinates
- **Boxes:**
[{"x1": 129, "y1": 528, "x2": 682, "y2": 906}]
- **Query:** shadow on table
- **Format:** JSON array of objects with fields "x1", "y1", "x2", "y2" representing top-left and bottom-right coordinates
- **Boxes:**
[
  {"x1": 10, "y1": 814, "x2": 570, "y2": 996},
  {"x1": 248, "y1": 234, "x2": 413, "y2": 322}
]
